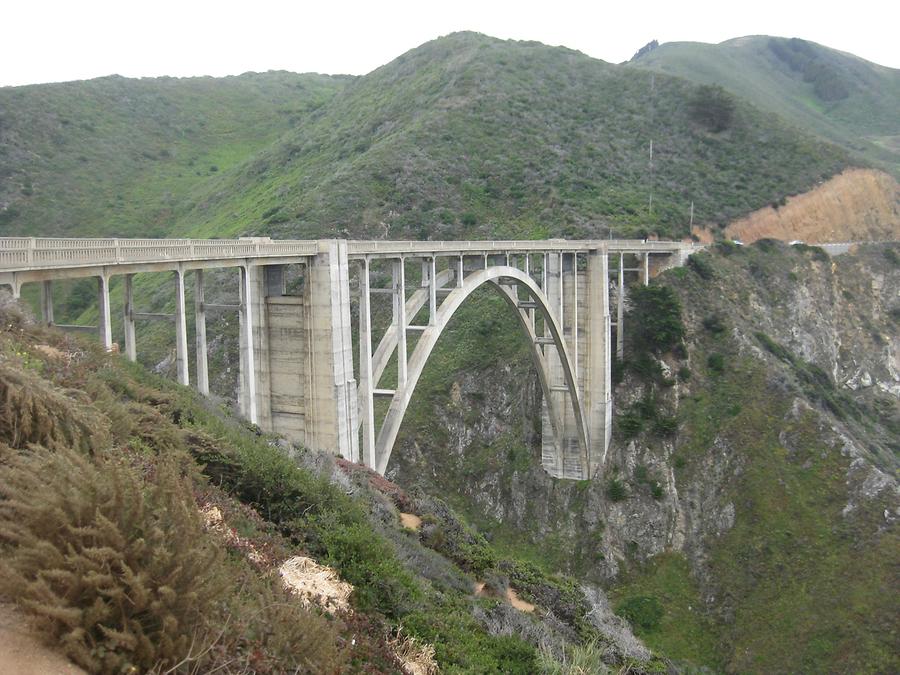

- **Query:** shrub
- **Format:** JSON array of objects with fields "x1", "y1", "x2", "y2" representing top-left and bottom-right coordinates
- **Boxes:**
[
  {"x1": 460, "y1": 211, "x2": 477, "y2": 226},
  {"x1": 688, "y1": 252, "x2": 715, "y2": 280},
  {"x1": 0, "y1": 447, "x2": 226, "y2": 673},
  {"x1": 606, "y1": 478, "x2": 628, "y2": 502},
  {"x1": 319, "y1": 519, "x2": 421, "y2": 618},
  {"x1": 650, "y1": 482, "x2": 665, "y2": 500},
  {"x1": 0, "y1": 362, "x2": 110, "y2": 452},
  {"x1": 883, "y1": 247, "x2": 900, "y2": 266},
  {"x1": 629, "y1": 285, "x2": 685, "y2": 354},
  {"x1": 618, "y1": 411, "x2": 643, "y2": 439},
  {"x1": 755, "y1": 332, "x2": 794, "y2": 363},
  {"x1": 677, "y1": 366, "x2": 692, "y2": 381},
  {"x1": 702, "y1": 313, "x2": 727, "y2": 335},
  {"x1": 616, "y1": 595, "x2": 664, "y2": 631},
  {"x1": 653, "y1": 415, "x2": 678, "y2": 437},
  {"x1": 689, "y1": 84, "x2": 735, "y2": 132},
  {"x1": 634, "y1": 464, "x2": 649, "y2": 483},
  {"x1": 707, "y1": 352, "x2": 726, "y2": 374}
]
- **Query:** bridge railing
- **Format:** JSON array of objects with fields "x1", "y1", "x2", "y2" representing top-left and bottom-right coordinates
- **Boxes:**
[
  {"x1": 0, "y1": 236, "x2": 701, "y2": 273},
  {"x1": 0, "y1": 237, "x2": 319, "y2": 271}
]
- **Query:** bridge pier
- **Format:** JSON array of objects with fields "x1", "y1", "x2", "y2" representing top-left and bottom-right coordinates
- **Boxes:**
[
  {"x1": 123, "y1": 274, "x2": 136, "y2": 361},
  {"x1": 304, "y1": 241, "x2": 358, "y2": 461},
  {"x1": 40, "y1": 280, "x2": 54, "y2": 326},
  {"x1": 174, "y1": 269, "x2": 189, "y2": 386},
  {"x1": 194, "y1": 270, "x2": 209, "y2": 395},
  {"x1": 97, "y1": 274, "x2": 113, "y2": 351}
]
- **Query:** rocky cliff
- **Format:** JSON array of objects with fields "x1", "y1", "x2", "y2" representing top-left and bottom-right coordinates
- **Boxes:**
[{"x1": 388, "y1": 242, "x2": 900, "y2": 672}]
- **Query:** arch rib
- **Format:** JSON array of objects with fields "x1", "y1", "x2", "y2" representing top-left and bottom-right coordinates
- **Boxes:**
[{"x1": 373, "y1": 266, "x2": 590, "y2": 476}]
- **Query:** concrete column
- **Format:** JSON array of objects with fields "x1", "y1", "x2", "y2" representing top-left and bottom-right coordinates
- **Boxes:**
[
  {"x1": 557, "y1": 252, "x2": 564, "y2": 330},
  {"x1": 542, "y1": 252, "x2": 565, "y2": 476},
  {"x1": 457, "y1": 255, "x2": 464, "y2": 288},
  {"x1": 572, "y1": 253, "x2": 579, "y2": 384},
  {"x1": 174, "y1": 269, "x2": 189, "y2": 386},
  {"x1": 240, "y1": 266, "x2": 258, "y2": 424},
  {"x1": 393, "y1": 259, "x2": 407, "y2": 388},
  {"x1": 194, "y1": 269, "x2": 209, "y2": 395},
  {"x1": 40, "y1": 280, "x2": 54, "y2": 326},
  {"x1": 617, "y1": 253, "x2": 625, "y2": 360},
  {"x1": 643, "y1": 252, "x2": 650, "y2": 286},
  {"x1": 123, "y1": 274, "x2": 136, "y2": 361},
  {"x1": 97, "y1": 274, "x2": 113, "y2": 351},
  {"x1": 304, "y1": 241, "x2": 358, "y2": 461},
  {"x1": 358, "y1": 258, "x2": 376, "y2": 468},
  {"x1": 586, "y1": 250, "x2": 612, "y2": 471},
  {"x1": 427, "y1": 257, "x2": 437, "y2": 325}
]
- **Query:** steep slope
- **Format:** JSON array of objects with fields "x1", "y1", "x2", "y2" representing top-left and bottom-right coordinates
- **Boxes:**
[
  {"x1": 0, "y1": 33, "x2": 853, "y2": 242},
  {"x1": 171, "y1": 32, "x2": 850, "y2": 241},
  {"x1": 631, "y1": 36, "x2": 900, "y2": 175},
  {"x1": 0, "y1": 71, "x2": 351, "y2": 237},
  {"x1": 0, "y1": 298, "x2": 665, "y2": 673},
  {"x1": 691, "y1": 167, "x2": 900, "y2": 244},
  {"x1": 388, "y1": 242, "x2": 900, "y2": 672}
]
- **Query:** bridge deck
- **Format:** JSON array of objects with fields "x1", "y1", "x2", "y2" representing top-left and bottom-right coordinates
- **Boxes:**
[{"x1": 0, "y1": 236, "x2": 697, "y2": 276}]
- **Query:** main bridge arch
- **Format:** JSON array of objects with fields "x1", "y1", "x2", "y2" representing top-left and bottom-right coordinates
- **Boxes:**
[{"x1": 360, "y1": 265, "x2": 591, "y2": 477}]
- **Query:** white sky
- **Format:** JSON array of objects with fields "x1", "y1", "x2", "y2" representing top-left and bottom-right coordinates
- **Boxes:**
[{"x1": 1, "y1": 0, "x2": 897, "y2": 87}]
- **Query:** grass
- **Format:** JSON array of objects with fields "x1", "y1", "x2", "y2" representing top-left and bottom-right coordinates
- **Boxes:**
[{"x1": 610, "y1": 553, "x2": 722, "y2": 669}]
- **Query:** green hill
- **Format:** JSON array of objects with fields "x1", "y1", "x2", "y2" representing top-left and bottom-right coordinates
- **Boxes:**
[
  {"x1": 172, "y1": 32, "x2": 850, "y2": 240},
  {"x1": 631, "y1": 36, "x2": 900, "y2": 176},
  {"x1": 2, "y1": 32, "x2": 851, "y2": 241},
  {"x1": 0, "y1": 71, "x2": 351, "y2": 237}
]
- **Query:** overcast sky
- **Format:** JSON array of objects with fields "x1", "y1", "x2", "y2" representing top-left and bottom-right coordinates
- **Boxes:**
[{"x1": 2, "y1": 0, "x2": 897, "y2": 87}]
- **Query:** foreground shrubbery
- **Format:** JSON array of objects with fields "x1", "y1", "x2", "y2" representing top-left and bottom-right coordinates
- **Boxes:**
[{"x1": 0, "y1": 301, "x2": 653, "y2": 673}]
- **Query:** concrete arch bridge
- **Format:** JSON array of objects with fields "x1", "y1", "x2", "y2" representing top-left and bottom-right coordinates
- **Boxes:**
[{"x1": 0, "y1": 237, "x2": 698, "y2": 480}]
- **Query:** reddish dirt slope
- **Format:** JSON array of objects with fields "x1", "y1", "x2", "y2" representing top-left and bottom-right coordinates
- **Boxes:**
[{"x1": 693, "y1": 168, "x2": 899, "y2": 244}]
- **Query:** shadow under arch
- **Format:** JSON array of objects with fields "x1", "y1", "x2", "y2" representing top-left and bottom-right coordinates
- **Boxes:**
[{"x1": 374, "y1": 265, "x2": 590, "y2": 477}]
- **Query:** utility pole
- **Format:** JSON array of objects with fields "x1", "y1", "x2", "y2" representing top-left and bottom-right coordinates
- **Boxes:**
[{"x1": 648, "y1": 139, "x2": 653, "y2": 216}]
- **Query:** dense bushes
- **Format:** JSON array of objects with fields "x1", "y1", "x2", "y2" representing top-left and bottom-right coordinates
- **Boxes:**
[
  {"x1": 0, "y1": 444, "x2": 344, "y2": 674},
  {"x1": 688, "y1": 84, "x2": 736, "y2": 132},
  {"x1": 0, "y1": 447, "x2": 222, "y2": 672},
  {"x1": 629, "y1": 285, "x2": 685, "y2": 354},
  {"x1": 616, "y1": 595, "x2": 664, "y2": 631}
]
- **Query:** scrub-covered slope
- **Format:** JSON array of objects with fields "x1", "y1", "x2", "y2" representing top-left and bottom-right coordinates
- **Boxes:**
[
  {"x1": 632, "y1": 36, "x2": 900, "y2": 175},
  {"x1": 0, "y1": 71, "x2": 350, "y2": 237},
  {"x1": 388, "y1": 242, "x2": 900, "y2": 672},
  {"x1": 0, "y1": 295, "x2": 667, "y2": 674},
  {"x1": 2, "y1": 32, "x2": 851, "y2": 241},
  {"x1": 177, "y1": 32, "x2": 850, "y2": 240}
]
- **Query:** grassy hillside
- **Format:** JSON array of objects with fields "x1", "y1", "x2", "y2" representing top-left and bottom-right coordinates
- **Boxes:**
[
  {"x1": 171, "y1": 32, "x2": 850, "y2": 241},
  {"x1": 0, "y1": 71, "x2": 351, "y2": 237},
  {"x1": 2, "y1": 32, "x2": 851, "y2": 242},
  {"x1": 631, "y1": 36, "x2": 900, "y2": 176}
]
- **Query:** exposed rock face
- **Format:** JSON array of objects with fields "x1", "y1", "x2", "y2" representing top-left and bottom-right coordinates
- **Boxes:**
[
  {"x1": 693, "y1": 168, "x2": 900, "y2": 244},
  {"x1": 387, "y1": 242, "x2": 900, "y2": 669}
]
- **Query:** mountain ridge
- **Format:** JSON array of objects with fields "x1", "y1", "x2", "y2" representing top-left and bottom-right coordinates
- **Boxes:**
[
  {"x1": 2, "y1": 31, "x2": 852, "y2": 242},
  {"x1": 631, "y1": 35, "x2": 900, "y2": 175}
]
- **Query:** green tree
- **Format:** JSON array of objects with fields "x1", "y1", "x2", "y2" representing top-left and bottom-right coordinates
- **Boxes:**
[{"x1": 689, "y1": 84, "x2": 736, "y2": 132}]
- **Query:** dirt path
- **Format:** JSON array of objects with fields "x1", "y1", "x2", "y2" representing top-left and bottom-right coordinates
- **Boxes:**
[{"x1": 0, "y1": 603, "x2": 85, "y2": 674}]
